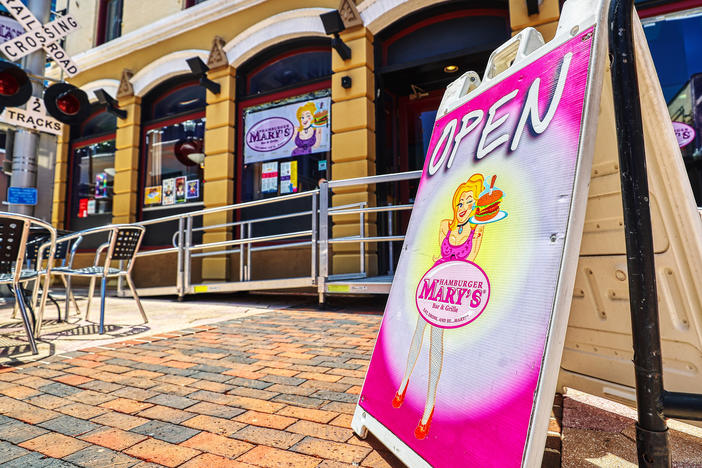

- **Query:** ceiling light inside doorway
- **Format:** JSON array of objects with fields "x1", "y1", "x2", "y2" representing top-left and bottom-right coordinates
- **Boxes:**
[{"x1": 444, "y1": 65, "x2": 459, "y2": 73}]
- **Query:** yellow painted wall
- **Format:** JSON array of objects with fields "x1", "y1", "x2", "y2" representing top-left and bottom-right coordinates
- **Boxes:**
[
  {"x1": 122, "y1": 0, "x2": 183, "y2": 35},
  {"x1": 63, "y1": 0, "x2": 99, "y2": 56},
  {"x1": 68, "y1": 0, "x2": 338, "y2": 89}
]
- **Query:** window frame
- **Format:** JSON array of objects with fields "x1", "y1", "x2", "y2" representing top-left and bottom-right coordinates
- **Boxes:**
[
  {"x1": 96, "y1": 0, "x2": 123, "y2": 46},
  {"x1": 66, "y1": 132, "x2": 117, "y2": 231},
  {"x1": 138, "y1": 109, "x2": 207, "y2": 221}
]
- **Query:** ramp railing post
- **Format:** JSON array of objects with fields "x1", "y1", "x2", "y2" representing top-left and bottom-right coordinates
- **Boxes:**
[
  {"x1": 184, "y1": 216, "x2": 193, "y2": 294},
  {"x1": 609, "y1": 0, "x2": 670, "y2": 465},
  {"x1": 359, "y1": 202, "x2": 366, "y2": 276},
  {"x1": 318, "y1": 180, "x2": 329, "y2": 304},
  {"x1": 311, "y1": 193, "x2": 318, "y2": 283},
  {"x1": 176, "y1": 217, "x2": 185, "y2": 300}
]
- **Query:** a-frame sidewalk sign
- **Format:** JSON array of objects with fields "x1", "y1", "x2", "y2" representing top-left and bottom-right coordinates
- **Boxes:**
[{"x1": 352, "y1": 0, "x2": 702, "y2": 466}]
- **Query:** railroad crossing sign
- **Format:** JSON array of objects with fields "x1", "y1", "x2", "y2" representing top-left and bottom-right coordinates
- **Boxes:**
[
  {"x1": 0, "y1": 96, "x2": 62, "y2": 135},
  {"x1": 0, "y1": 0, "x2": 79, "y2": 76}
]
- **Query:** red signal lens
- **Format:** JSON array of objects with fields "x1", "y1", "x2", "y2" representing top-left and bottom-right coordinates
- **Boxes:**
[
  {"x1": 56, "y1": 93, "x2": 80, "y2": 115},
  {"x1": 0, "y1": 71, "x2": 19, "y2": 96}
]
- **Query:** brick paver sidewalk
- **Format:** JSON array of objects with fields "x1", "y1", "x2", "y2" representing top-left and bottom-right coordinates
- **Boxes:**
[{"x1": 0, "y1": 310, "x2": 401, "y2": 467}]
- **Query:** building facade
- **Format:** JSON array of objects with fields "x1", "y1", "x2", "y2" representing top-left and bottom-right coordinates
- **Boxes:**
[{"x1": 50, "y1": 0, "x2": 702, "y2": 285}]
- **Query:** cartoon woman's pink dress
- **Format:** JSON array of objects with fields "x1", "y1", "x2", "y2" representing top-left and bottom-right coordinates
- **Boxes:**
[{"x1": 434, "y1": 228, "x2": 475, "y2": 265}]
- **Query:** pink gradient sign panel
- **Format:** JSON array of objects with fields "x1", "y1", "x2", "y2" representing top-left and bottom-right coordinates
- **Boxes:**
[{"x1": 357, "y1": 29, "x2": 594, "y2": 467}]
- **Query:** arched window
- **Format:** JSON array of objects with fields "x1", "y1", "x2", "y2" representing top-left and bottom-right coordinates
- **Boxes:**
[
  {"x1": 66, "y1": 106, "x2": 117, "y2": 232},
  {"x1": 236, "y1": 40, "x2": 331, "y2": 238},
  {"x1": 140, "y1": 77, "x2": 206, "y2": 221},
  {"x1": 237, "y1": 40, "x2": 332, "y2": 204}
]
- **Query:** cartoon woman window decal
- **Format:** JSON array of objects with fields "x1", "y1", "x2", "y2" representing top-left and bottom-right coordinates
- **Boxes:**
[
  {"x1": 291, "y1": 101, "x2": 324, "y2": 156},
  {"x1": 392, "y1": 173, "x2": 506, "y2": 440}
]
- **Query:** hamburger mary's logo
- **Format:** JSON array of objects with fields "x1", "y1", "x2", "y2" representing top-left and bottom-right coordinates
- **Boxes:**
[{"x1": 246, "y1": 117, "x2": 295, "y2": 152}]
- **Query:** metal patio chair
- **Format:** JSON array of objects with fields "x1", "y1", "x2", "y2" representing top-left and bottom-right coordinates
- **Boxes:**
[
  {"x1": 0, "y1": 213, "x2": 56, "y2": 355},
  {"x1": 43, "y1": 224, "x2": 147, "y2": 334},
  {"x1": 21, "y1": 229, "x2": 83, "y2": 323}
]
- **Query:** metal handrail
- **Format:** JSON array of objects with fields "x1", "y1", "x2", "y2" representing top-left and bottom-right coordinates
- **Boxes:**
[
  {"x1": 328, "y1": 204, "x2": 413, "y2": 216},
  {"x1": 327, "y1": 170, "x2": 422, "y2": 188},
  {"x1": 328, "y1": 235, "x2": 405, "y2": 244},
  {"x1": 186, "y1": 230, "x2": 313, "y2": 252},
  {"x1": 137, "y1": 189, "x2": 319, "y2": 226},
  {"x1": 171, "y1": 210, "x2": 314, "y2": 247},
  {"x1": 117, "y1": 170, "x2": 422, "y2": 301}
]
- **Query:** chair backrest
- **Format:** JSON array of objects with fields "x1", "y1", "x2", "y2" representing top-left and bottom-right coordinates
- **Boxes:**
[
  {"x1": 26, "y1": 231, "x2": 70, "y2": 262},
  {"x1": 111, "y1": 227, "x2": 143, "y2": 261},
  {"x1": 0, "y1": 217, "x2": 28, "y2": 275}
]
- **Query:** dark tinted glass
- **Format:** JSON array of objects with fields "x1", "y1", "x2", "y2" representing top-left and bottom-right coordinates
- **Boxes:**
[
  {"x1": 149, "y1": 84, "x2": 206, "y2": 120},
  {"x1": 385, "y1": 15, "x2": 509, "y2": 67},
  {"x1": 104, "y1": 0, "x2": 122, "y2": 42},
  {"x1": 248, "y1": 51, "x2": 331, "y2": 94},
  {"x1": 80, "y1": 110, "x2": 117, "y2": 137}
]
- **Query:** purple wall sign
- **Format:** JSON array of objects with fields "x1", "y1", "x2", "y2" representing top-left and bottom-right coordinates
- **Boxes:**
[
  {"x1": 672, "y1": 121, "x2": 696, "y2": 148},
  {"x1": 245, "y1": 117, "x2": 294, "y2": 153}
]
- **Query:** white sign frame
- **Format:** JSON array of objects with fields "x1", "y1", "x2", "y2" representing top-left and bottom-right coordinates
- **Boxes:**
[{"x1": 351, "y1": 1, "x2": 609, "y2": 467}]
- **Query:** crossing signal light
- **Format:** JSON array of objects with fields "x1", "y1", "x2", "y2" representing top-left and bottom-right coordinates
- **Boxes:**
[
  {"x1": 43, "y1": 82, "x2": 90, "y2": 125},
  {"x1": 0, "y1": 63, "x2": 90, "y2": 126},
  {"x1": 0, "y1": 62, "x2": 33, "y2": 109}
]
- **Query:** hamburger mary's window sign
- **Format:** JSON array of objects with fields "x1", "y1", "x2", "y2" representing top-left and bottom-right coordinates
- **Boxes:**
[{"x1": 243, "y1": 90, "x2": 331, "y2": 164}]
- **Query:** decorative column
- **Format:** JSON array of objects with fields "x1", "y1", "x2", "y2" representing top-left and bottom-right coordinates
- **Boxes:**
[
  {"x1": 51, "y1": 125, "x2": 71, "y2": 229},
  {"x1": 202, "y1": 37, "x2": 236, "y2": 282},
  {"x1": 112, "y1": 69, "x2": 141, "y2": 224},
  {"x1": 330, "y1": 20, "x2": 378, "y2": 276},
  {"x1": 508, "y1": 0, "x2": 561, "y2": 41}
]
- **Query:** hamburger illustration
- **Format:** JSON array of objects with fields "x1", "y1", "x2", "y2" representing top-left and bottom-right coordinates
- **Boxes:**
[
  {"x1": 475, "y1": 175, "x2": 503, "y2": 222},
  {"x1": 313, "y1": 109, "x2": 329, "y2": 126}
]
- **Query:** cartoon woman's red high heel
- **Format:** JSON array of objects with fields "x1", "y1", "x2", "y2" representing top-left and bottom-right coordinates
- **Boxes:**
[
  {"x1": 414, "y1": 408, "x2": 434, "y2": 440},
  {"x1": 392, "y1": 385, "x2": 408, "y2": 408}
]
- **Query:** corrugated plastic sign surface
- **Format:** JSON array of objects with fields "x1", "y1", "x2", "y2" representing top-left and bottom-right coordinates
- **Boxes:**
[{"x1": 357, "y1": 28, "x2": 594, "y2": 467}]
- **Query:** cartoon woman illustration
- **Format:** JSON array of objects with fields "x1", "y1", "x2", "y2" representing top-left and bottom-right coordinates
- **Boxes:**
[
  {"x1": 392, "y1": 173, "x2": 487, "y2": 440},
  {"x1": 291, "y1": 102, "x2": 322, "y2": 156}
]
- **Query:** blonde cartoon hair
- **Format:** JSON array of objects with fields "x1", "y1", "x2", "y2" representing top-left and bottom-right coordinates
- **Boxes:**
[
  {"x1": 296, "y1": 102, "x2": 317, "y2": 131},
  {"x1": 449, "y1": 173, "x2": 484, "y2": 231}
]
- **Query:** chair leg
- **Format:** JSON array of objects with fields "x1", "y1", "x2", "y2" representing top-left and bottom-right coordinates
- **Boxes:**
[
  {"x1": 99, "y1": 277, "x2": 107, "y2": 335},
  {"x1": 34, "y1": 274, "x2": 52, "y2": 338},
  {"x1": 14, "y1": 285, "x2": 38, "y2": 355},
  {"x1": 85, "y1": 277, "x2": 96, "y2": 321},
  {"x1": 126, "y1": 274, "x2": 147, "y2": 324},
  {"x1": 63, "y1": 276, "x2": 70, "y2": 322},
  {"x1": 31, "y1": 278, "x2": 40, "y2": 311}
]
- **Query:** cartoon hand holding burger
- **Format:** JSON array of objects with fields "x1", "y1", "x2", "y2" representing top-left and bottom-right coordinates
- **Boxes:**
[{"x1": 471, "y1": 174, "x2": 506, "y2": 224}]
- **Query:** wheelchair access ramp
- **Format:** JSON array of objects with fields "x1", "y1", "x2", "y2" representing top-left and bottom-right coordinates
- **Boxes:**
[{"x1": 119, "y1": 171, "x2": 420, "y2": 302}]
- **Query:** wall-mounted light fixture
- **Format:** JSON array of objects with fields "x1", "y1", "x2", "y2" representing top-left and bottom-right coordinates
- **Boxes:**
[
  {"x1": 94, "y1": 88, "x2": 127, "y2": 119},
  {"x1": 341, "y1": 76, "x2": 352, "y2": 89},
  {"x1": 320, "y1": 10, "x2": 352, "y2": 61},
  {"x1": 186, "y1": 57, "x2": 221, "y2": 94},
  {"x1": 526, "y1": 0, "x2": 543, "y2": 16}
]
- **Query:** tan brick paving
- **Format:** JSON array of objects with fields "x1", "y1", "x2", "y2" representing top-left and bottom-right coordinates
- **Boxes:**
[{"x1": 0, "y1": 309, "x2": 404, "y2": 467}]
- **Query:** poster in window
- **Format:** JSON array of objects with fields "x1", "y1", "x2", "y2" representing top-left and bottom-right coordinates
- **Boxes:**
[
  {"x1": 78, "y1": 198, "x2": 89, "y2": 218},
  {"x1": 87, "y1": 199, "x2": 96, "y2": 215},
  {"x1": 261, "y1": 162, "x2": 278, "y2": 194},
  {"x1": 163, "y1": 178, "x2": 176, "y2": 205},
  {"x1": 280, "y1": 161, "x2": 298, "y2": 194},
  {"x1": 145, "y1": 186, "x2": 162, "y2": 205},
  {"x1": 95, "y1": 173, "x2": 109, "y2": 199},
  {"x1": 244, "y1": 96, "x2": 330, "y2": 164},
  {"x1": 186, "y1": 180, "x2": 199, "y2": 199},
  {"x1": 175, "y1": 176, "x2": 187, "y2": 203}
]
